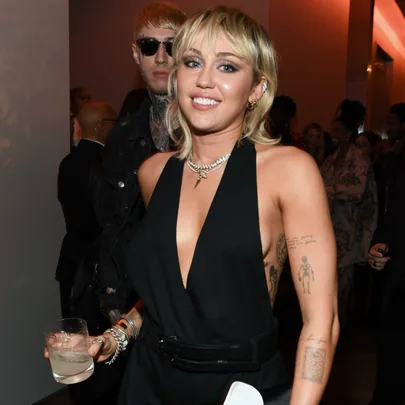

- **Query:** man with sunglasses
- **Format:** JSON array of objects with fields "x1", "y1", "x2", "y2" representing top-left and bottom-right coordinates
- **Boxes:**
[
  {"x1": 97, "y1": 3, "x2": 187, "y2": 324},
  {"x1": 119, "y1": 36, "x2": 175, "y2": 120}
]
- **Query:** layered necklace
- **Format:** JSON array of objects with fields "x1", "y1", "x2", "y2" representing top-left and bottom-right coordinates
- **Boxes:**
[{"x1": 186, "y1": 152, "x2": 231, "y2": 188}]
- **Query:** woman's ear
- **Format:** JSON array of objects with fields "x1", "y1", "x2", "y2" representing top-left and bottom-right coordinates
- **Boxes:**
[{"x1": 249, "y1": 78, "x2": 268, "y2": 104}]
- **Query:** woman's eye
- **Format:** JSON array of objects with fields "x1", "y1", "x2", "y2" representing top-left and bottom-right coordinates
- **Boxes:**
[
  {"x1": 219, "y1": 63, "x2": 237, "y2": 73},
  {"x1": 184, "y1": 59, "x2": 201, "y2": 68}
]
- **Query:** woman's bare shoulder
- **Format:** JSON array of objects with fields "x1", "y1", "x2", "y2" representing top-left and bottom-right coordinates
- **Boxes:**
[
  {"x1": 256, "y1": 144, "x2": 326, "y2": 206},
  {"x1": 257, "y1": 144, "x2": 315, "y2": 171},
  {"x1": 138, "y1": 151, "x2": 176, "y2": 205}
]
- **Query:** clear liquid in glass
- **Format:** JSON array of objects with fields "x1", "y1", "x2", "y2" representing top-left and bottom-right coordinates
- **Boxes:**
[{"x1": 49, "y1": 349, "x2": 94, "y2": 384}]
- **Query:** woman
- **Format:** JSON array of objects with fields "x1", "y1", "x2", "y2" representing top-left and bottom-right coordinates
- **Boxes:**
[
  {"x1": 303, "y1": 122, "x2": 333, "y2": 166},
  {"x1": 90, "y1": 7, "x2": 338, "y2": 405},
  {"x1": 320, "y1": 117, "x2": 377, "y2": 328}
]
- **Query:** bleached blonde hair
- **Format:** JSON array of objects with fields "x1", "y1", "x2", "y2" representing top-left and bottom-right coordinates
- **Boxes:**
[
  {"x1": 166, "y1": 6, "x2": 280, "y2": 159},
  {"x1": 134, "y1": 2, "x2": 187, "y2": 39}
]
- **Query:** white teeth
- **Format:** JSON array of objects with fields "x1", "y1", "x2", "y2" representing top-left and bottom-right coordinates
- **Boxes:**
[{"x1": 193, "y1": 97, "x2": 219, "y2": 106}]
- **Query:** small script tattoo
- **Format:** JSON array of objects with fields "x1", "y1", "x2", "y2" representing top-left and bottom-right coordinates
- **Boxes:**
[
  {"x1": 302, "y1": 347, "x2": 326, "y2": 384},
  {"x1": 276, "y1": 233, "x2": 288, "y2": 268},
  {"x1": 287, "y1": 235, "x2": 317, "y2": 250},
  {"x1": 305, "y1": 335, "x2": 327, "y2": 344},
  {"x1": 298, "y1": 256, "x2": 315, "y2": 294}
]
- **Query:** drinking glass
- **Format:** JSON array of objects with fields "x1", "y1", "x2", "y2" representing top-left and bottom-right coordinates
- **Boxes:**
[{"x1": 45, "y1": 318, "x2": 94, "y2": 384}]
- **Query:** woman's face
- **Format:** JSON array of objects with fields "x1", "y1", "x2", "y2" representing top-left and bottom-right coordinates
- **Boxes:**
[
  {"x1": 176, "y1": 31, "x2": 262, "y2": 136},
  {"x1": 306, "y1": 128, "x2": 322, "y2": 150},
  {"x1": 330, "y1": 120, "x2": 349, "y2": 148}
]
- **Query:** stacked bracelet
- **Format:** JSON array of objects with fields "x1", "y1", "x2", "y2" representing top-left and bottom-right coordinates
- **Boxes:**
[
  {"x1": 104, "y1": 327, "x2": 129, "y2": 366},
  {"x1": 120, "y1": 315, "x2": 138, "y2": 338},
  {"x1": 113, "y1": 325, "x2": 130, "y2": 342}
]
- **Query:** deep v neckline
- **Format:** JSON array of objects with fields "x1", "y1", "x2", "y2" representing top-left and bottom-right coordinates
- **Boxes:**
[{"x1": 174, "y1": 144, "x2": 238, "y2": 291}]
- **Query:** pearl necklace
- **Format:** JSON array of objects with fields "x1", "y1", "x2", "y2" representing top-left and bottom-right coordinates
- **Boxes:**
[{"x1": 186, "y1": 153, "x2": 231, "y2": 188}]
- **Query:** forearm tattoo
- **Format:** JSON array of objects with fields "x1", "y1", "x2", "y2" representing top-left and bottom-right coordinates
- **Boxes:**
[
  {"x1": 302, "y1": 347, "x2": 326, "y2": 384},
  {"x1": 276, "y1": 233, "x2": 288, "y2": 268},
  {"x1": 298, "y1": 256, "x2": 315, "y2": 294},
  {"x1": 304, "y1": 335, "x2": 327, "y2": 344}
]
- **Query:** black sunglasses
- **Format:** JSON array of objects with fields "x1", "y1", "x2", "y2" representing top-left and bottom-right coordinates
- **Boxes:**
[{"x1": 136, "y1": 38, "x2": 173, "y2": 57}]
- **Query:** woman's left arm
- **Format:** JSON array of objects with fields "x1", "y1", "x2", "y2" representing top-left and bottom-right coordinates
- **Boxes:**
[{"x1": 279, "y1": 151, "x2": 339, "y2": 405}]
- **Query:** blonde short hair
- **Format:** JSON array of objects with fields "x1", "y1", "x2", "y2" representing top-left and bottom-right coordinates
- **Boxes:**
[
  {"x1": 134, "y1": 2, "x2": 187, "y2": 39},
  {"x1": 166, "y1": 6, "x2": 279, "y2": 159}
]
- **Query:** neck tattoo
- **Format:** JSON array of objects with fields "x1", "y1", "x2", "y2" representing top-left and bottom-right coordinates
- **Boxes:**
[
  {"x1": 148, "y1": 90, "x2": 170, "y2": 152},
  {"x1": 186, "y1": 153, "x2": 231, "y2": 188}
]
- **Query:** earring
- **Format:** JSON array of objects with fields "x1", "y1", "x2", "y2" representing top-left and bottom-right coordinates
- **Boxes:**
[
  {"x1": 262, "y1": 83, "x2": 268, "y2": 93},
  {"x1": 247, "y1": 99, "x2": 258, "y2": 111}
]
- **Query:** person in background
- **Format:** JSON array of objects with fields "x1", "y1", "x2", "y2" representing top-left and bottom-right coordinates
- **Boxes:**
[
  {"x1": 96, "y1": 2, "x2": 187, "y2": 324},
  {"x1": 56, "y1": 101, "x2": 120, "y2": 405},
  {"x1": 335, "y1": 99, "x2": 366, "y2": 133},
  {"x1": 368, "y1": 103, "x2": 405, "y2": 405},
  {"x1": 70, "y1": 87, "x2": 91, "y2": 149},
  {"x1": 320, "y1": 115, "x2": 378, "y2": 328},
  {"x1": 57, "y1": 101, "x2": 116, "y2": 319},
  {"x1": 269, "y1": 95, "x2": 306, "y2": 150},
  {"x1": 70, "y1": 87, "x2": 92, "y2": 117},
  {"x1": 361, "y1": 131, "x2": 382, "y2": 162},
  {"x1": 303, "y1": 122, "x2": 333, "y2": 166}
]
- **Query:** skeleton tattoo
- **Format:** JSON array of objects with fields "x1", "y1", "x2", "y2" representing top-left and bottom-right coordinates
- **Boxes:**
[{"x1": 298, "y1": 256, "x2": 315, "y2": 294}]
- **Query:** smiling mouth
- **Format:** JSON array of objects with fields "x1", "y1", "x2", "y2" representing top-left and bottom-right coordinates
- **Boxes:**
[{"x1": 192, "y1": 97, "x2": 220, "y2": 106}]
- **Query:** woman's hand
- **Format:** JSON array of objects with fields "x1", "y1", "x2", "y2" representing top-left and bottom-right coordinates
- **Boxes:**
[
  {"x1": 88, "y1": 334, "x2": 117, "y2": 362},
  {"x1": 44, "y1": 333, "x2": 117, "y2": 363}
]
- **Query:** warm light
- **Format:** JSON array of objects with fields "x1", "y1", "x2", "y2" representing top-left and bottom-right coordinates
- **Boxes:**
[
  {"x1": 374, "y1": 6, "x2": 405, "y2": 58},
  {"x1": 367, "y1": 65, "x2": 373, "y2": 73}
]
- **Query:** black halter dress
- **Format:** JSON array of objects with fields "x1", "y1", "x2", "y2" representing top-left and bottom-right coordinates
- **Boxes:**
[{"x1": 119, "y1": 141, "x2": 290, "y2": 405}]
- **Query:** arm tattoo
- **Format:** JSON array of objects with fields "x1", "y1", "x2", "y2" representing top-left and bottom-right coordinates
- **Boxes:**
[
  {"x1": 287, "y1": 235, "x2": 317, "y2": 250},
  {"x1": 302, "y1": 347, "x2": 326, "y2": 384},
  {"x1": 276, "y1": 233, "x2": 287, "y2": 268},
  {"x1": 270, "y1": 265, "x2": 278, "y2": 295},
  {"x1": 298, "y1": 256, "x2": 315, "y2": 294},
  {"x1": 305, "y1": 335, "x2": 327, "y2": 344},
  {"x1": 264, "y1": 262, "x2": 278, "y2": 304}
]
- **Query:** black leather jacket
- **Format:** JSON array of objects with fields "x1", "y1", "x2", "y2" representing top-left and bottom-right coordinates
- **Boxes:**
[{"x1": 97, "y1": 98, "x2": 158, "y2": 315}]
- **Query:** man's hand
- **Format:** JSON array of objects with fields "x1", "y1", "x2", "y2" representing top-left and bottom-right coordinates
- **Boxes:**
[{"x1": 368, "y1": 243, "x2": 390, "y2": 271}]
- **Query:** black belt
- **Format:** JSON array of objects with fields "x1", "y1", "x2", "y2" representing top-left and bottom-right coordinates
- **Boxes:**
[{"x1": 138, "y1": 318, "x2": 278, "y2": 372}]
